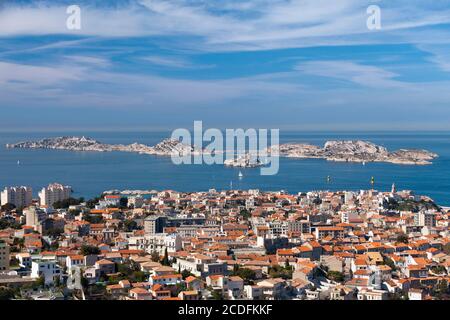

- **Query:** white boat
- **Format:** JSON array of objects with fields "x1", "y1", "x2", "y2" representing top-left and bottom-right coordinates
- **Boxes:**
[
  {"x1": 238, "y1": 171, "x2": 243, "y2": 179},
  {"x1": 362, "y1": 161, "x2": 366, "y2": 166},
  {"x1": 17, "y1": 160, "x2": 20, "y2": 165}
]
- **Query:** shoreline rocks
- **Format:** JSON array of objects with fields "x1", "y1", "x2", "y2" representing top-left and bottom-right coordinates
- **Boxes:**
[
  {"x1": 273, "y1": 140, "x2": 437, "y2": 165},
  {"x1": 6, "y1": 137, "x2": 438, "y2": 166}
]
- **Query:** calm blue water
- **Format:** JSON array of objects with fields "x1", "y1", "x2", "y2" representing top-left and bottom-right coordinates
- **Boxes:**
[{"x1": 0, "y1": 131, "x2": 449, "y2": 205}]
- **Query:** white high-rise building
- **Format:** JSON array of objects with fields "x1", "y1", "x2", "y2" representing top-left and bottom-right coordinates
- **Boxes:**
[
  {"x1": 38, "y1": 183, "x2": 72, "y2": 207},
  {"x1": 0, "y1": 186, "x2": 32, "y2": 208}
]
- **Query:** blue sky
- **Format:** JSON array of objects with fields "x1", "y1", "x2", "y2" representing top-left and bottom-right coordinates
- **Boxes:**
[{"x1": 1, "y1": 0, "x2": 450, "y2": 131}]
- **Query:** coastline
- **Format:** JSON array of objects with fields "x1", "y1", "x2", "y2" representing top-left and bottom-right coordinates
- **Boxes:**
[
  {"x1": 1, "y1": 131, "x2": 448, "y2": 206},
  {"x1": 6, "y1": 136, "x2": 439, "y2": 166}
]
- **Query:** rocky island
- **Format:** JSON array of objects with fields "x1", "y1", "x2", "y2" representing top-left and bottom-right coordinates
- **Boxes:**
[
  {"x1": 272, "y1": 140, "x2": 438, "y2": 165},
  {"x1": 6, "y1": 136, "x2": 199, "y2": 156},
  {"x1": 224, "y1": 154, "x2": 264, "y2": 168},
  {"x1": 6, "y1": 137, "x2": 438, "y2": 165}
]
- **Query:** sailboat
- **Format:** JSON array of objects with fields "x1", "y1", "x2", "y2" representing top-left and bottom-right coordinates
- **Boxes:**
[
  {"x1": 17, "y1": 160, "x2": 20, "y2": 165},
  {"x1": 238, "y1": 171, "x2": 243, "y2": 179},
  {"x1": 362, "y1": 161, "x2": 366, "y2": 166}
]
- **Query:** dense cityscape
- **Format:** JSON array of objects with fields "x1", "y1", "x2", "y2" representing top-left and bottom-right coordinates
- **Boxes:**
[
  {"x1": 0, "y1": 183, "x2": 449, "y2": 300},
  {"x1": 1, "y1": 0, "x2": 450, "y2": 315}
]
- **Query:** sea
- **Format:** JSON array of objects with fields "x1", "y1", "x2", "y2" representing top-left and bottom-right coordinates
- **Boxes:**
[{"x1": 0, "y1": 131, "x2": 449, "y2": 206}]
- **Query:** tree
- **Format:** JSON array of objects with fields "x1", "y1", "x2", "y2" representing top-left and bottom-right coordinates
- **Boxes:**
[
  {"x1": 0, "y1": 287, "x2": 15, "y2": 300},
  {"x1": 396, "y1": 234, "x2": 409, "y2": 244},
  {"x1": 86, "y1": 197, "x2": 101, "y2": 209},
  {"x1": 82, "y1": 213, "x2": 104, "y2": 224},
  {"x1": 123, "y1": 219, "x2": 138, "y2": 232},
  {"x1": 52, "y1": 197, "x2": 83, "y2": 209},
  {"x1": 443, "y1": 243, "x2": 450, "y2": 255},
  {"x1": 239, "y1": 209, "x2": 251, "y2": 219},
  {"x1": 432, "y1": 280, "x2": 449, "y2": 299},
  {"x1": 211, "y1": 290, "x2": 223, "y2": 300},
  {"x1": 181, "y1": 269, "x2": 193, "y2": 280},
  {"x1": 431, "y1": 265, "x2": 446, "y2": 275},
  {"x1": 131, "y1": 271, "x2": 146, "y2": 282},
  {"x1": 268, "y1": 265, "x2": 293, "y2": 280},
  {"x1": 35, "y1": 275, "x2": 45, "y2": 288},
  {"x1": 175, "y1": 282, "x2": 187, "y2": 295},
  {"x1": 0, "y1": 218, "x2": 21, "y2": 230},
  {"x1": 44, "y1": 228, "x2": 64, "y2": 238},
  {"x1": 327, "y1": 271, "x2": 345, "y2": 283},
  {"x1": 161, "y1": 248, "x2": 170, "y2": 266},
  {"x1": 119, "y1": 197, "x2": 128, "y2": 209},
  {"x1": 54, "y1": 276, "x2": 61, "y2": 288},
  {"x1": 383, "y1": 256, "x2": 397, "y2": 271},
  {"x1": 80, "y1": 245, "x2": 100, "y2": 256},
  {"x1": 151, "y1": 251, "x2": 160, "y2": 262},
  {"x1": 1, "y1": 203, "x2": 16, "y2": 212},
  {"x1": 81, "y1": 275, "x2": 89, "y2": 289},
  {"x1": 117, "y1": 263, "x2": 133, "y2": 276},
  {"x1": 231, "y1": 266, "x2": 256, "y2": 282}
]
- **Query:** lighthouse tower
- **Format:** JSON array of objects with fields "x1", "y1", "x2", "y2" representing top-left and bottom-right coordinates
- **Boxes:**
[{"x1": 391, "y1": 183, "x2": 397, "y2": 194}]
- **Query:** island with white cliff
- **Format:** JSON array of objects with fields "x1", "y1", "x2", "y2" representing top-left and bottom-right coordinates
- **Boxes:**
[
  {"x1": 272, "y1": 140, "x2": 438, "y2": 165},
  {"x1": 6, "y1": 137, "x2": 438, "y2": 165}
]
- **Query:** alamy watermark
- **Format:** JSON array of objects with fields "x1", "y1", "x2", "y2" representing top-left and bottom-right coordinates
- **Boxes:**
[
  {"x1": 65, "y1": 4, "x2": 381, "y2": 32},
  {"x1": 367, "y1": 4, "x2": 382, "y2": 30},
  {"x1": 66, "y1": 5, "x2": 81, "y2": 30},
  {"x1": 171, "y1": 121, "x2": 280, "y2": 176}
]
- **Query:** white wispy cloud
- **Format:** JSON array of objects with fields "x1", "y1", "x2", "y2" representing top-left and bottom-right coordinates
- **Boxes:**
[
  {"x1": 64, "y1": 55, "x2": 111, "y2": 67},
  {"x1": 0, "y1": 61, "x2": 83, "y2": 85},
  {"x1": 0, "y1": 59, "x2": 303, "y2": 109},
  {"x1": 416, "y1": 44, "x2": 450, "y2": 72},
  {"x1": 294, "y1": 60, "x2": 404, "y2": 88},
  {"x1": 1, "y1": 0, "x2": 450, "y2": 52},
  {"x1": 141, "y1": 55, "x2": 214, "y2": 69},
  {"x1": 1, "y1": 0, "x2": 450, "y2": 131}
]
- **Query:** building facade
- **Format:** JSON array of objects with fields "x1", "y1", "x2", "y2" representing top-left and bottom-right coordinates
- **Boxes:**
[
  {"x1": 0, "y1": 186, "x2": 32, "y2": 208},
  {"x1": 38, "y1": 183, "x2": 72, "y2": 207},
  {"x1": 31, "y1": 258, "x2": 62, "y2": 285},
  {"x1": 144, "y1": 215, "x2": 167, "y2": 235},
  {"x1": 0, "y1": 240, "x2": 10, "y2": 272},
  {"x1": 24, "y1": 206, "x2": 47, "y2": 230},
  {"x1": 128, "y1": 233, "x2": 181, "y2": 255}
]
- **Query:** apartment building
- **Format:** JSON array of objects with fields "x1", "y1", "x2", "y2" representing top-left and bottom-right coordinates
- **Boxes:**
[
  {"x1": 128, "y1": 233, "x2": 181, "y2": 255},
  {"x1": 38, "y1": 183, "x2": 71, "y2": 207},
  {"x1": 24, "y1": 206, "x2": 47, "y2": 230},
  {"x1": 144, "y1": 215, "x2": 167, "y2": 235},
  {"x1": 414, "y1": 211, "x2": 437, "y2": 228},
  {"x1": 315, "y1": 226, "x2": 345, "y2": 240},
  {"x1": 31, "y1": 258, "x2": 62, "y2": 285},
  {"x1": 0, "y1": 186, "x2": 32, "y2": 208}
]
